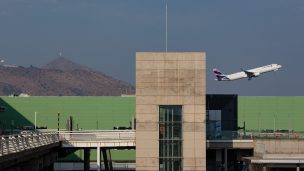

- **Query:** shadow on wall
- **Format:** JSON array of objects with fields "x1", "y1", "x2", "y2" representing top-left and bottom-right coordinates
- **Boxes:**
[{"x1": 0, "y1": 97, "x2": 33, "y2": 134}]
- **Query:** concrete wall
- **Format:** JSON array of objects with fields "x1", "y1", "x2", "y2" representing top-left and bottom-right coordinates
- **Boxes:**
[
  {"x1": 136, "y1": 52, "x2": 206, "y2": 171},
  {"x1": 255, "y1": 139, "x2": 304, "y2": 158}
]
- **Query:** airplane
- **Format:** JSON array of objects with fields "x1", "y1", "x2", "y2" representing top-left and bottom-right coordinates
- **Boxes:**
[{"x1": 213, "y1": 64, "x2": 282, "y2": 81}]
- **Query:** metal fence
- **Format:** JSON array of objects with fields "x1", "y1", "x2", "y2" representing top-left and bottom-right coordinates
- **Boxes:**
[
  {"x1": 54, "y1": 162, "x2": 135, "y2": 171},
  {"x1": 248, "y1": 130, "x2": 304, "y2": 140},
  {"x1": 207, "y1": 130, "x2": 304, "y2": 140},
  {"x1": 59, "y1": 129, "x2": 304, "y2": 141},
  {"x1": 0, "y1": 132, "x2": 59, "y2": 156}
]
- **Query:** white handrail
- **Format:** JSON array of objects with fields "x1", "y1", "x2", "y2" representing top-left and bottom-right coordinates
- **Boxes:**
[{"x1": 59, "y1": 130, "x2": 135, "y2": 141}]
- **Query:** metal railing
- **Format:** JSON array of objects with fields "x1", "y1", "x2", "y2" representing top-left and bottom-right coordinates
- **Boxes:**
[
  {"x1": 0, "y1": 132, "x2": 59, "y2": 157},
  {"x1": 58, "y1": 130, "x2": 135, "y2": 141},
  {"x1": 59, "y1": 129, "x2": 304, "y2": 142},
  {"x1": 248, "y1": 130, "x2": 304, "y2": 140},
  {"x1": 207, "y1": 130, "x2": 304, "y2": 140},
  {"x1": 54, "y1": 162, "x2": 135, "y2": 171}
]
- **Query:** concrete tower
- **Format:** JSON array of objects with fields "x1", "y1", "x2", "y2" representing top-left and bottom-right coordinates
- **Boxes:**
[{"x1": 136, "y1": 52, "x2": 206, "y2": 171}]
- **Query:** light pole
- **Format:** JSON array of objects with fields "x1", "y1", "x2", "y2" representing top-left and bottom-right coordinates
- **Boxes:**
[
  {"x1": 258, "y1": 112, "x2": 261, "y2": 132},
  {"x1": 34, "y1": 112, "x2": 37, "y2": 131},
  {"x1": 164, "y1": 0, "x2": 168, "y2": 52},
  {"x1": 273, "y1": 114, "x2": 277, "y2": 136},
  {"x1": 288, "y1": 113, "x2": 291, "y2": 138}
]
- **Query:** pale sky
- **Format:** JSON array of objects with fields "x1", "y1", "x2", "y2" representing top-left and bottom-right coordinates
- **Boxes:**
[{"x1": 0, "y1": 0, "x2": 303, "y2": 95}]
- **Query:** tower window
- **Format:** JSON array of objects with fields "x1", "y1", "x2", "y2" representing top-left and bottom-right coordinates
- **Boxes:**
[{"x1": 159, "y1": 105, "x2": 183, "y2": 171}]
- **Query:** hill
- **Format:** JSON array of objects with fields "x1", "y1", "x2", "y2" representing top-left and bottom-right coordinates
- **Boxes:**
[
  {"x1": 0, "y1": 57, "x2": 134, "y2": 96},
  {"x1": 41, "y1": 57, "x2": 93, "y2": 72}
]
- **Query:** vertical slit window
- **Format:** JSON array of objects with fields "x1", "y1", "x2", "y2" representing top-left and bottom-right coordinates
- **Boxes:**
[{"x1": 159, "y1": 105, "x2": 183, "y2": 171}]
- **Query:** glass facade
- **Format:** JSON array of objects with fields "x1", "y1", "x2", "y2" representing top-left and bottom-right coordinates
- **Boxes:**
[
  {"x1": 159, "y1": 105, "x2": 183, "y2": 171},
  {"x1": 206, "y1": 110, "x2": 222, "y2": 139}
]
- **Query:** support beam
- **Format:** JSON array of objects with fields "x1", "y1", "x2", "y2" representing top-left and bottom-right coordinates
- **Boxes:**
[
  {"x1": 224, "y1": 148, "x2": 228, "y2": 171},
  {"x1": 297, "y1": 165, "x2": 300, "y2": 171},
  {"x1": 97, "y1": 146, "x2": 100, "y2": 171},
  {"x1": 102, "y1": 149, "x2": 109, "y2": 171},
  {"x1": 216, "y1": 149, "x2": 222, "y2": 170},
  {"x1": 84, "y1": 148, "x2": 90, "y2": 171},
  {"x1": 108, "y1": 149, "x2": 113, "y2": 171}
]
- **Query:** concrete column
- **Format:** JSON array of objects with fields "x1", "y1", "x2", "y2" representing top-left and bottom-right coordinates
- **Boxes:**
[
  {"x1": 97, "y1": 146, "x2": 101, "y2": 171},
  {"x1": 107, "y1": 149, "x2": 113, "y2": 171},
  {"x1": 84, "y1": 148, "x2": 90, "y2": 171},
  {"x1": 297, "y1": 165, "x2": 300, "y2": 171},
  {"x1": 263, "y1": 165, "x2": 267, "y2": 171},
  {"x1": 224, "y1": 148, "x2": 228, "y2": 171},
  {"x1": 102, "y1": 149, "x2": 109, "y2": 171},
  {"x1": 215, "y1": 149, "x2": 222, "y2": 170},
  {"x1": 248, "y1": 163, "x2": 253, "y2": 171}
]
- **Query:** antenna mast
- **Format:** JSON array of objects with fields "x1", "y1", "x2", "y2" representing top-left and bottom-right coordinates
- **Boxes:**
[{"x1": 165, "y1": 0, "x2": 168, "y2": 52}]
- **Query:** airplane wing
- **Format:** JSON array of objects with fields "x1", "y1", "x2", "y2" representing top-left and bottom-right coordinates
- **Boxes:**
[
  {"x1": 241, "y1": 68, "x2": 256, "y2": 80},
  {"x1": 243, "y1": 70, "x2": 255, "y2": 78}
]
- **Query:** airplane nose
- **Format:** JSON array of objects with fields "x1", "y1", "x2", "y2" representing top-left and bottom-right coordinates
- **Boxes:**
[{"x1": 278, "y1": 65, "x2": 282, "y2": 68}]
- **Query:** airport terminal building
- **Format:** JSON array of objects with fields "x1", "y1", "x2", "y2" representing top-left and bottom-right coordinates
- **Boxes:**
[{"x1": 1, "y1": 52, "x2": 304, "y2": 171}]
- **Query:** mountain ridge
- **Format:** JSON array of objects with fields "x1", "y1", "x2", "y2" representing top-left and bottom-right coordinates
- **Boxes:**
[{"x1": 0, "y1": 57, "x2": 135, "y2": 96}]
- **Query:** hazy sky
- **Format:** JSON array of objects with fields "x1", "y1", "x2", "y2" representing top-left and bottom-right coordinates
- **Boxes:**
[{"x1": 0, "y1": 0, "x2": 303, "y2": 95}]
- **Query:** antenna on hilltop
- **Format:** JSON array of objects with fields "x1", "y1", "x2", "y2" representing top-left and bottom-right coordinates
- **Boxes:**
[{"x1": 0, "y1": 58, "x2": 5, "y2": 66}]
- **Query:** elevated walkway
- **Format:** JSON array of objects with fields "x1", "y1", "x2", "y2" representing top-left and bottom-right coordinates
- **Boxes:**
[
  {"x1": 0, "y1": 130, "x2": 257, "y2": 171},
  {"x1": 59, "y1": 130, "x2": 254, "y2": 149},
  {"x1": 59, "y1": 130, "x2": 135, "y2": 148},
  {"x1": 58, "y1": 130, "x2": 136, "y2": 171}
]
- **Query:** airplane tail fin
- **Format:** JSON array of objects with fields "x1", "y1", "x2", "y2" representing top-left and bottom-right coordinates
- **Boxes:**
[{"x1": 213, "y1": 68, "x2": 227, "y2": 80}]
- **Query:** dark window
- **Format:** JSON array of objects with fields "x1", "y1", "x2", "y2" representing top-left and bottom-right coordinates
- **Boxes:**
[
  {"x1": 0, "y1": 106, "x2": 6, "y2": 112},
  {"x1": 159, "y1": 105, "x2": 183, "y2": 171}
]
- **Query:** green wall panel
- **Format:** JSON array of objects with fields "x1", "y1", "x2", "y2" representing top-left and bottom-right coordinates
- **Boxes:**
[
  {"x1": 238, "y1": 96, "x2": 304, "y2": 131},
  {"x1": 2, "y1": 96, "x2": 304, "y2": 161},
  {"x1": 0, "y1": 96, "x2": 135, "y2": 130}
]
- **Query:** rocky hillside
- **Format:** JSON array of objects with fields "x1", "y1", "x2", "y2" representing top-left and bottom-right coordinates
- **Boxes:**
[
  {"x1": 0, "y1": 57, "x2": 135, "y2": 96},
  {"x1": 41, "y1": 57, "x2": 93, "y2": 72}
]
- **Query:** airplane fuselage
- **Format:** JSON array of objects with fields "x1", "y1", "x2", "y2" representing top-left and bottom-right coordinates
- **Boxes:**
[{"x1": 215, "y1": 64, "x2": 282, "y2": 81}]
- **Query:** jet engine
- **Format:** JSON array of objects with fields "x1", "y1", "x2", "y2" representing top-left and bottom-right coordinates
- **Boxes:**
[{"x1": 254, "y1": 72, "x2": 260, "y2": 76}]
